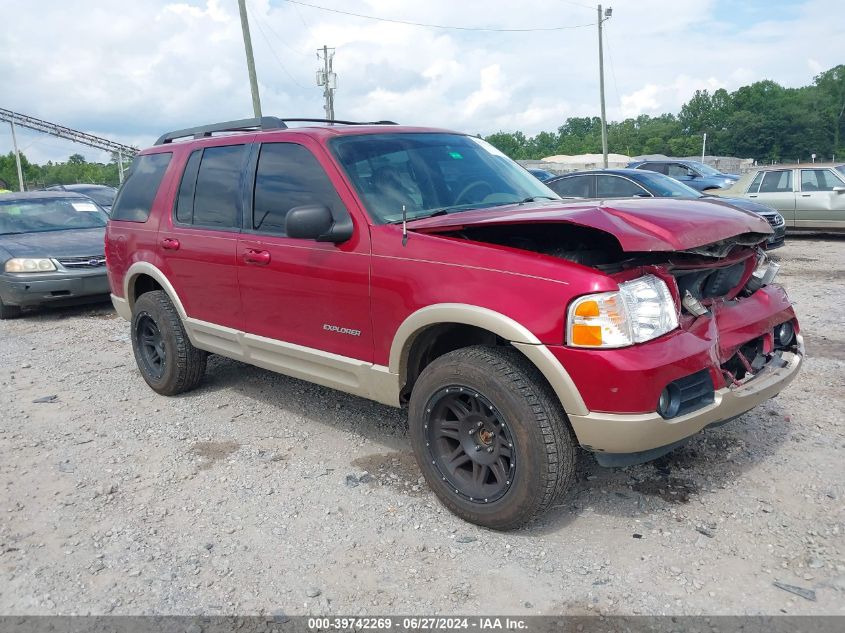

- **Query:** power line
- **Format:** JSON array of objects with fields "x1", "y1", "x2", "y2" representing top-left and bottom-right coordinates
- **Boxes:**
[
  {"x1": 279, "y1": 0, "x2": 596, "y2": 32},
  {"x1": 246, "y1": 3, "x2": 310, "y2": 89},
  {"x1": 247, "y1": 0, "x2": 310, "y2": 58},
  {"x1": 603, "y1": 23, "x2": 623, "y2": 114}
]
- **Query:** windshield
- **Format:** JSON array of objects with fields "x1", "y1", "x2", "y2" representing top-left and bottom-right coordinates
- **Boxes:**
[
  {"x1": 635, "y1": 171, "x2": 704, "y2": 198},
  {"x1": 72, "y1": 187, "x2": 116, "y2": 206},
  {"x1": 686, "y1": 161, "x2": 721, "y2": 177},
  {"x1": 0, "y1": 198, "x2": 109, "y2": 234},
  {"x1": 329, "y1": 133, "x2": 559, "y2": 223}
]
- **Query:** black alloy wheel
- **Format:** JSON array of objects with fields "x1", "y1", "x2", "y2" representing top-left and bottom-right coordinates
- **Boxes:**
[
  {"x1": 135, "y1": 314, "x2": 166, "y2": 380},
  {"x1": 425, "y1": 387, "x2": 516, "y2": 503}
]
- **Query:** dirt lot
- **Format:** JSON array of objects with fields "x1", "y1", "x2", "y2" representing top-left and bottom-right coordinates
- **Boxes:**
[{"x1": 1, "y1": 237, "x2": 843, "y2": 616}]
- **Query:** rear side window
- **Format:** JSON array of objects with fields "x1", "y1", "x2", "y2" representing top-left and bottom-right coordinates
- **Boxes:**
[
  {"x1": 176, "y1": 145, "x2": 248, "y2": 228},
  {"x1": 759, "y1": 170, "x2": 793, "y2": 193},
  {"x1": 548, "y1": 176, "x2": 591, "y2": 198},
  {"x1": 639, "y1": 163, "x2": 666, "y2": 175},
  {"x1": 252, "y1": 143, "x2": 346, "y2": 234},
  {"x1": 111, "y1": 153, "x2": 172, "y2": 222}
]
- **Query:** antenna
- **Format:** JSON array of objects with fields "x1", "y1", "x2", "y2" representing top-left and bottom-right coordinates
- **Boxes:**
[{"x1": 402, "y1": 204, "x2": 408, "y2": 246}]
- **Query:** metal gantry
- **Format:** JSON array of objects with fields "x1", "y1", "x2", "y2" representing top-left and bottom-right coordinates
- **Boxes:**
[{"x1": 0, "y1": 107, "x2": 139, "y2": 186}]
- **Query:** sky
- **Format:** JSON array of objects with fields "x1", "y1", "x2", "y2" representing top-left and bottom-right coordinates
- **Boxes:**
[{"x1": 0, "y1": 0, "x2": 842, "y2": 165}]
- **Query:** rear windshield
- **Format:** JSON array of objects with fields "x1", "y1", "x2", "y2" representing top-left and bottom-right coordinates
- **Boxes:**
[
  {"x1": 0, "y1": 198, "x2": 109, "y2": 234},
  {"x1": 73, "y1": 186, "x2": 116, "y2": 206},
  {"x1": 111, "y1": 153, "x2": 172, "y2": 222}
]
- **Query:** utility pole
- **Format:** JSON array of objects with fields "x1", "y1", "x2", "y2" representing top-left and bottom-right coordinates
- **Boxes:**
[
  {"x1": 701, "y1": 132, "x2": 707, "y2": 163},
  {"x1": 237, "y1": 0, "x2": 262, "y2": 118},
  {"x1": 316, "y1": 45, "x2": 336, "y2": 121},
  {"x1": 117, "y1": 149, "x2": 125, "y2": 184},
  {"x1": 597, "y1": 5, "x2": 612, "y2": 168},
  {"x1": 9, "y1": 122, "x2": 24, "y2": 192}
]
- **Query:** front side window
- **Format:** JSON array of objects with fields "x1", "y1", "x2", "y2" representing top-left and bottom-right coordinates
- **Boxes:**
[
  {"x1": 800, "y1": 169, "x2": 844, "y2": 192},
  {"x1": 0, "y1": 197, "x2": 109, "y2": 235},
  {"x1": 252, "y1": 143, "x2": 346, "y2": 234},
  {"x1": 111, "y1": 152, "x2": 172, "y2": 222},
  {"x1": 635, "y1": 172, "x2": 702, "y2": 198},
  {"x1": 548, "y1": 176, "x2": 591, "y2": 198},
  {"x1": 759, "y1": 170, "x2": 793, "y2": 193},
  {"x1": 178, "y1": 145, "x2": 248, "y2": 228},
  {"x1": 686, "y1": 161, "x2": 720, "y2": 177},
  {"x1": 667, "y1": 163, "x2": 693, "y2": 179},
  {"x1": 330, "y1": 133, "x2": 559, "y2": 223},
  {"x1": 596, "y1": 175, "x2": 648, "y2": 198}
]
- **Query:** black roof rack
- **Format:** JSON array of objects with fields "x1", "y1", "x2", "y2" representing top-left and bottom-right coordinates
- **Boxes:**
[{"x1": 154, "y1": 117, "x2": 398, "y2": 145}]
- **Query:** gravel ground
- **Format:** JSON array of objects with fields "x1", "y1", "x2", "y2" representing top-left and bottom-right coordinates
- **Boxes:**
[{"x1": 1, "y1": 236, "x2": 843, "y2": 616}]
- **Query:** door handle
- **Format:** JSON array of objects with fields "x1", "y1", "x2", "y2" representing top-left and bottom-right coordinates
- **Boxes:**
[
  {"x1": 161, "y1": 238, "x2": 180, "y2": 250},
  {"x1": 243, "y1": 249, "x2": 271, "y2": 265},
  {"x1": 748, "y1": 195, "x2": 758, "y2": 198},
  {"x1": 800, "y1": 194, "x2": 811, "y2": 197}
]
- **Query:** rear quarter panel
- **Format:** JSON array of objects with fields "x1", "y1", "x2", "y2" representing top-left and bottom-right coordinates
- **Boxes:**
[{"x1": 105, "y1": 147, "x2": 185, "y2": 298}]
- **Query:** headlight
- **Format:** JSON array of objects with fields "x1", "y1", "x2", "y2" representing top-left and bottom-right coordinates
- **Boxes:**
[
  {"x1": 751, "y1": 252, "x2": 779, "y2": 285},
  {"x1": 567, "y1": 274, "x2": 679, "y2": 348},
  {"x1": 4, "y1": 258, "x2": 57, "y2": 273}
]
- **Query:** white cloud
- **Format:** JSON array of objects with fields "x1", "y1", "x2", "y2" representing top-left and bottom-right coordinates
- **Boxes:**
[{"x1": 1, "y1": 0, "x2": 843, "y2": 163}]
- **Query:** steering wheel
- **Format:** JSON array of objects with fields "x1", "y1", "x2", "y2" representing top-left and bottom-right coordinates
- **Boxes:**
[{"x1": 454, "y1": 180, "x2": 493, "y2": 206}]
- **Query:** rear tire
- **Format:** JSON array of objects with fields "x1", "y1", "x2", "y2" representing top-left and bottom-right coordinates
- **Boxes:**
[
  {"x1": 131, "y1": 290, "x2": 207, "y2": 395},
  {"x1": 0, "y1": 298, "x2": 22, "y2": 320},
  {"x1": 409, "y1": 345, "x2": 577, "y2": 530}
]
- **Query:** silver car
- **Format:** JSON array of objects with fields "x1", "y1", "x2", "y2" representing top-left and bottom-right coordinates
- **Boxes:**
[{"x1": 717, "y1": 164, "x2": 845, "y2": 232}]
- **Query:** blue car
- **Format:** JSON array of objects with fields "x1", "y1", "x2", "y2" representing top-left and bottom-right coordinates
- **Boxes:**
[
  {"x1": 526, "y1": 168, "x2": 556, "y2": 182},
  {"x1": 627, "y1": 159, "x2": 739, "y2": 192},
  {"x1": 545, "y1": 168, "x2": 785, "y2": 249}
]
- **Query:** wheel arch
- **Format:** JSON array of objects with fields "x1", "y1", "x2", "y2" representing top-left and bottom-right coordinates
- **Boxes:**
[
  {"x1": 389, "y1": 304, "x2": 588, "y2": 416},
  {"x1": 124, "y1": 262, "x2": 190, "y2": 322}
]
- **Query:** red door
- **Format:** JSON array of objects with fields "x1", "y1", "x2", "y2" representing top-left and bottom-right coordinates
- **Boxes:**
[
  {"x1": 236, "y1": 140, "x2": 372, "y2": 361},
  {"x1": 157, "y1": 142, "x2": 251, "y2": 330}
]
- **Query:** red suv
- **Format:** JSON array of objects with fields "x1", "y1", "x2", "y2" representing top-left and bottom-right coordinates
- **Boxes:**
[{"x1": 105, "y1": 117, "x2": 803, "y2": 529}]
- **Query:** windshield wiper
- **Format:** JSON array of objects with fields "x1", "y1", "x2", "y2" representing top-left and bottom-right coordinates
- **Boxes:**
[{"x1": 517, "y1": 196, "x2": 557, "y2": 203}]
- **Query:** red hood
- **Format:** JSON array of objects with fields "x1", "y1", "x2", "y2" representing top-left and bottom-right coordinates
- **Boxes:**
[{"x1": 406, "y1": 198, "x2": 772, "y2": 252}]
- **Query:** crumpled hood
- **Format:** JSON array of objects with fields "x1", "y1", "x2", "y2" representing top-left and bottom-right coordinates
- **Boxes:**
[
  {"x1": 407, "y1": 198, "x2": 772, "y2": 252},
  {"x1": 0, "y1": 227, "x2": 105, "y2": 259}
]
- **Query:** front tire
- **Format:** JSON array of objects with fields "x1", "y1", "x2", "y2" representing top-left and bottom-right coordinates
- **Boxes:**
[
  {"x1": 131, "y1": 290, "x2": 207, "y2": 395},
  {"x1": 409, "y1": 345, "x2": 577, "y2": 530}
]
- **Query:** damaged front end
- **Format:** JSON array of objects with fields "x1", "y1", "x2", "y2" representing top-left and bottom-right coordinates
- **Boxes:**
[{"x1": 432, "y1": 219, "x2": 800, "y2": 421}]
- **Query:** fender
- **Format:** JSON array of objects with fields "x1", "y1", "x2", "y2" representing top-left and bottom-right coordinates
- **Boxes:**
[{"x1": 389, "y1": 303, "x2": 589, "y2": 416}]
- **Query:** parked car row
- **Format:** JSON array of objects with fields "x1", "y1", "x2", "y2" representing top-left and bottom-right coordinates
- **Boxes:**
[{"x1": 544, "y1": 168, "x2": 786, "y2": 249}]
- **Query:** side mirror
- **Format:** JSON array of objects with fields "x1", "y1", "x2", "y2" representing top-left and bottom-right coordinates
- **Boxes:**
[
  {"x1": 833, "y1": 186, "x2": 845, "y2": 193},
  {"x1": 285, "y1": 204, "x2": 353, "y2": 243},
  {"x1": 687, "y1": 170, "x2": 698, "y2": 178}
]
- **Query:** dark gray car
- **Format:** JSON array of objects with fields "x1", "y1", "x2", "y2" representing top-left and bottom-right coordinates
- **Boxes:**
[{"x1": 0, "y1": 192, "x2": 110, "y2": 318}]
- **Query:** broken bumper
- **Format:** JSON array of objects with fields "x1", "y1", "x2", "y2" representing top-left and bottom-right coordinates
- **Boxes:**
[{"x1": 567, "y1": 334, "x2": 803, "y2": 456}]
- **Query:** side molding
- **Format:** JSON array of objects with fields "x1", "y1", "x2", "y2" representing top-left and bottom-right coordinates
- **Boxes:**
[{"x1": 389, "y1": 304, "x2": 588, "y2": 416}]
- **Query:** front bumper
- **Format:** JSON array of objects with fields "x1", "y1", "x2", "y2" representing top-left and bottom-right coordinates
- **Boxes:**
[
  {"x1": 567, "y1": 335, "x2": 802, "y2": 455},
  {"x1": 0, "y1": 270, "x2": 110, "y2": 307},
  {"x1": 766, "y1": 225, "x2": 786, "y2": 249}
]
